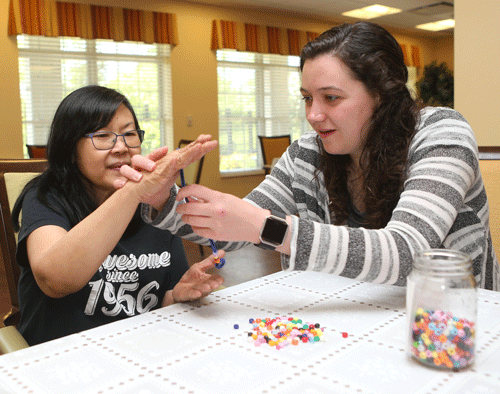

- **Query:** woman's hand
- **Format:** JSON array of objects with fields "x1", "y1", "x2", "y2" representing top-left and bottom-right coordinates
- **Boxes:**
[
  {"x1": 163, "y1": 251, "x2": 225, "y2": 306},
  {"x1": 116, "y1": 135, "x2": 217, "y2": 211},
  {"x1": 126, "y1": 146, "x2": 170, "y2": 209},
  {"x1": 175, "y1": 184, "x2": 268, "y2": 243}
]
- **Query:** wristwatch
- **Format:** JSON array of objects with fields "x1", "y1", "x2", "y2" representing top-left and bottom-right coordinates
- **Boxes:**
[{"x1": 254, "y1": 210, "x2": 289, "y2": 250}]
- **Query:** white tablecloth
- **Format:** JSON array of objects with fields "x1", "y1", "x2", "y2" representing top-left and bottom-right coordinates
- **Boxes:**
[{"x1": 1, "y1": 271, "x2": 500, "y2": 394}]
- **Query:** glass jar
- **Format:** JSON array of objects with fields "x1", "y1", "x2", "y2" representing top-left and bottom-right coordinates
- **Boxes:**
[{"x1": 406, "y1": 249, "x2": 477, "y2": 371}]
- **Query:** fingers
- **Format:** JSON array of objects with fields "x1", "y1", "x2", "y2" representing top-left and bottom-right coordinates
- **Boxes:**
[
  {"x1": 178, "y1": 135, "x2": 213, "y2": 152},
  {"x1": 197, "y1": 249, "x2": 226, "y2": 271},
  {"x1": 176, "y1": 184, "x2": 215, "y2": 203},
  {"x1": 147, "y1": 146, "x2": 169, "y2": 162},
  {"x1": 159, "y1": 138, "x2": 217, "y2": 178},
  {"x1": 173, "y1": 250, "x2": 225, "y2": 302},
  {"x1": 186, "y1": 276, "x2": 224, "y2": 300},
  {"x1": 126, "y1": 138, "x2": 217, "y2": 202},
  {"x1": 119, "y1": 154, "x2": 157, "y2": 185},
  {"x1": 194, "y1": 134, "x2": 214, "y2": 145},
  {"x1": 119, "y1": 164, "x2": 143, "y2": 182},
  {"x1": 183, "y1": 140, "x2": 218, "y2": 162},
  {"x1": 195, "y1": 271, "x2": 225, "y2": 295},
  {"x1": 185, "y1": 196, "x2": 205, "y2": 204},
  {"x1": 113, "y1": 178, "x2": 127, "y2": 189},
  {"x1": 198, "y1": 276, "x2": 224, "y2": 295},
  {"x1": 177, "y1": 136, "x2": 216, "y2": 154},
  {"x1": 213, "y1": 248, "x2": 225, "y2": 260},
  {"x1": 130, "y1": 155, "x2": 156, "y2": 172}
]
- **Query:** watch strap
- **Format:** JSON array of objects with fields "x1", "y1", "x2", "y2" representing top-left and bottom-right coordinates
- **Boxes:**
[
  {"x1": 270, "y1": 210, "x2": 286, "y2": 220},
  {"x1": 254, "y1": 241, "x2": 277, "y2": 250}
]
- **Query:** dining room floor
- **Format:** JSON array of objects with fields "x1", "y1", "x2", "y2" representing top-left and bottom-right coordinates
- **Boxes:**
[{"x1": 0, "y1": 240, "x2": 282, "y2": 318}]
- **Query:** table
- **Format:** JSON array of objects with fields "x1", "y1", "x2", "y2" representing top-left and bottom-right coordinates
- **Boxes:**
[{"x1": 1, "y1": 271, "x2": 500, "y2": 394}]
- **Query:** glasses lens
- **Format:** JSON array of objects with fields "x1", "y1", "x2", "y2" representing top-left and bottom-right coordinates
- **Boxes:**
[
  {"x1": 91, "y1": 132, "x2": 115, "y2": 150},
  {"x1": 123, "y1": 130, "x2": 143, "y2": 148},
  {"x1": 89, "y1": 130, "x2": 144, "y2": 150}
]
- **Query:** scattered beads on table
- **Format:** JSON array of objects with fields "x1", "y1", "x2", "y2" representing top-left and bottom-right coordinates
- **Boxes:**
[
  {"x1": 410, "y1": 307, "x2": 475, "y2": 370},
  {"x1": 247, "y1": 317, "x2": 325, "y2": 350}
]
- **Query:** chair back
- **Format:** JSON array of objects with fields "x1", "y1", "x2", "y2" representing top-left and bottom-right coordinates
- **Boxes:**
[
  {"x1": 176, "y1": 140, "x2": 204, "y2": 186},
  {"x1": 479, "y1": 159, "x2": 500, "y2": 257},
  {"x1": 26, "y1": 145, "x2": 47, "y2": 159},
  {"x1": 258, "y1": 135, "x2": 291, "y2": 174},
  {"x1": 0, "y1": 159, "x2": 48, "y2": 327},
  {"x1": 175, "y1": 140, "x2": 205, "y2": 257}
]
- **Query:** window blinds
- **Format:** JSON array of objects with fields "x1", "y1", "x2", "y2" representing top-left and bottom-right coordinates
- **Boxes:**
[
  {"x1": 217, "y1": 50, "x2": 310, "y2": 173},
  {"x1": 17, "y1": 35, "x2": 173, "y2": 157}
]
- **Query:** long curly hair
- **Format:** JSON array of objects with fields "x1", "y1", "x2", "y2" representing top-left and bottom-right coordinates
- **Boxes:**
[{"x1": 300, "y1": 22, "x2": 421, "y2": 228}]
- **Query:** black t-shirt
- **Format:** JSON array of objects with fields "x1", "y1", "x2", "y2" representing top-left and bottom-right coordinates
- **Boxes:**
[{"x1": 16, "y1": 188, "x2": 189, "y2": 346}]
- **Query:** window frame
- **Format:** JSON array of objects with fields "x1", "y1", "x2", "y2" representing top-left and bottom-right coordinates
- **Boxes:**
[{"x1": 217, "y1": 50, "x2": 310, "y2": 176}]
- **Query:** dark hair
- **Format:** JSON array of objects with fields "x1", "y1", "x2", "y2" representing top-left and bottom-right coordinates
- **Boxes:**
[
  {"x1": 12, "y1": 85, "x2": 140, "y2": 231},
  {"x1": 300, "y1": 22, "x2": 421, "y2": 228}
]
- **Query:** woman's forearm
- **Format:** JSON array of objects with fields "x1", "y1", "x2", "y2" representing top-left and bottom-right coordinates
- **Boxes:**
[{"x1": 27, "y1": 183, "x2": 142, "y2": 297}]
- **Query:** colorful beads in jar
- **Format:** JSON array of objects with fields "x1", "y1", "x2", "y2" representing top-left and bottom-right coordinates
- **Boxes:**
[
  {"x1": 410, "y1": 308, "x2": 475, "y2": 370},
  {"x1": 407, "y1": 249, "x2": 477, "y2": 371}
]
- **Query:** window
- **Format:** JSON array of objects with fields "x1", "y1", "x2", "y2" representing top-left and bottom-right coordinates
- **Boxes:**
[
  {"x1": 17, "y1": 35, "x2": 173, "y2": 157},
  {"x1": 217, "y1": 51, "x2": 310, "y2": 173},
  {"x1": 407, "y1": 66, "x2": 418, "y2": 99}
]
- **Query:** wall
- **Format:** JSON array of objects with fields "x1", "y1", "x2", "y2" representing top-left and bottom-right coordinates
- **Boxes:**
[
  {"x1": 0, "y1": 0, "x2": 454, "y2": 197},
  {"x1": 430, "y1": 35, "x2": 454, "y2": 71},
  {"x1": 455, "y1": 0, "x2": 500, "y2": 146},
  {"x1": 0, "y1": 0, "x2": 23, "y2": 159}
]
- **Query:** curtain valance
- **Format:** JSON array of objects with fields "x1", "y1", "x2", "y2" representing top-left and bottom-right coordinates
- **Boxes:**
[
  {"x1": 399, "y1": 44, "x2": 421, "y2": 68},
  {"x1": 212, "y1": 20, "x2": 421, "y2": 68},
  {"x1": 8, "y1": 0, "x2": 178, "y2": 45},
  {"x1": 211, "y1": 20, "x2": 319, "y2": 56}
]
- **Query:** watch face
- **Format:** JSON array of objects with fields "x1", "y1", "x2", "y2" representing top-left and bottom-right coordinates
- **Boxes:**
[{"x1": 261, "y1": 216, "x2": 288, "y2": 245}]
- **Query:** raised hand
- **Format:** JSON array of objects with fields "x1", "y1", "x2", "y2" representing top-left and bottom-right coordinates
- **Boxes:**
[{"x1": 116, "y1": 135, "x2": 217, "y2": 210}]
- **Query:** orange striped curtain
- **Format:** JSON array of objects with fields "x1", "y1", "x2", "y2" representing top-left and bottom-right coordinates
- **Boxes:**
[
  {"x1": 8, "y1": 0, "x2": 178, "y2": 45},
  {"x1": 400, "y1": 43, "x2": 422, "y2": 68},
  {"x1": 211, "y1": 20, "x2": 423, "y2": 66},
  {"x1": 411, "y1": 45, "x2": 421, "y2": 68},
  {"x1": 306, "y1": 31, "x2": 319, "y2": 42},
  {"x1": 400, "y1": 44, "x2": 409, "y2": 66},
  {"x1": 287, "y1": 29, "x2": 300, "y2": 56},
  {"x1": 211, "y1": 19, "x2": 319, "y2": 56},
  {"x1": 245, "y1": 24, "x2": 259, "y2": 52},
  {"x1": 266, "y1": 26, "x2": 281, "y2": 54}
]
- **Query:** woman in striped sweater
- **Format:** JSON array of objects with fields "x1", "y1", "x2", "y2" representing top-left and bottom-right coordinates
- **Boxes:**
[{"x1": 135, "y1": 22, "x2": 499, "y2": 290}]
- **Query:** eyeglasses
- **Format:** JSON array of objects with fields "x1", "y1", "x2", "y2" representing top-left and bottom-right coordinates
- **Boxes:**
[{"x1": 84, "y1": 130, "x2": 145, "y2": 150}]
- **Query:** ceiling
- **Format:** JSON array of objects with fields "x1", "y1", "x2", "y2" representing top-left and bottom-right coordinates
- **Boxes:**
[{"x1": 187, "y1": 0, "x2": 454, "y2": 36}]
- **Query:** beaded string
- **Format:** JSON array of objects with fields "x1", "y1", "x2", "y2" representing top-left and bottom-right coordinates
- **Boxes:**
[{"x1": 179, "y1": 168, "x2": 225, "y2": 269}]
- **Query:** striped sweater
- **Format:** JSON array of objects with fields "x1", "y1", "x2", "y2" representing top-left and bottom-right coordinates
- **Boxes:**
[{"x1": 144, "y1": 107, "x2": 500, "y2": 290}]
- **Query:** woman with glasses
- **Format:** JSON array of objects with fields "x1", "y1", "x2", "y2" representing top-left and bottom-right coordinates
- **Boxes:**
[{"x1": 11, "y1": 85, "x2": 224, "y2": 346}]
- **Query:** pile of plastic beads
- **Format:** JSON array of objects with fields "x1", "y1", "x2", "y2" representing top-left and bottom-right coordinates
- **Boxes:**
[
  {"x1": 410, "y1": 307, "x2": 475, "y2": 370},
  {"x1": 248, "y1": 316, "x2": 325, "y2": 350}
]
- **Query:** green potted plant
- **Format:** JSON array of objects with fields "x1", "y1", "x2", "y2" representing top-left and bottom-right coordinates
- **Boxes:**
[{"x1": 416, "y1": 61, "x2": 454, "y2": 108}]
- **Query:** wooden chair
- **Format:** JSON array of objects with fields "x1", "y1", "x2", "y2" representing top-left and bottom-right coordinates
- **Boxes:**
[
  {"x1": 177, "y1": 140, "x2": 205, "y2": 257},
  {"x1": 177, "y1": 139, "x2": 204, "y2": 185},
  {"x1": 0, "y1": 159, "x2": 47, "y2": 354},
  {"x1": 258, "y1": 135, "x2": 291, "y2": 174},
  {"x1": 26, "y1": 145, "x2": 48, "y2": 159}
]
